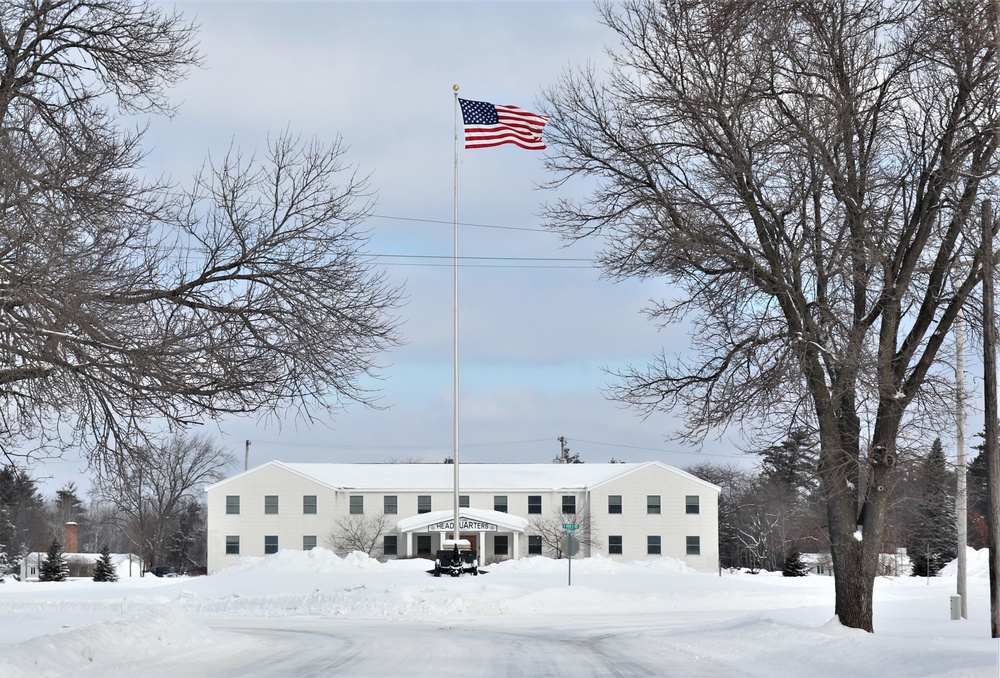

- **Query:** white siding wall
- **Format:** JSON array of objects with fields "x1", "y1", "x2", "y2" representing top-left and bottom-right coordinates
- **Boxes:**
[
  {"x1": 590, "y1": 465, "x2": 719, "y2": 570},
  {"x1": 206, "y1": 465, "x2": 338, "y2": 573},
  {"x1": 206, "y1": 463, "x2": 720, "y2": 573}
]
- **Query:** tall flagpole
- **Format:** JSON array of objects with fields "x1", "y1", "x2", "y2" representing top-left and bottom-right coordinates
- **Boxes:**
[{"x1": 452, "y1": 85, "x2": 461, "y2": 544}]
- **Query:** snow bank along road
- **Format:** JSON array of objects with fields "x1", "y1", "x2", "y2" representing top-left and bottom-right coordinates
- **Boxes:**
[{"x1": 0, "y1": 549, "x2": 997, "y2": 677}]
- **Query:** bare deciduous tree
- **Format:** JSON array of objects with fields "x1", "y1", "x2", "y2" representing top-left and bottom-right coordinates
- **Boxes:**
[
  {"x1": 542, "y1": 0, "x2": 999, "y2": 631},
  {"x1": 92, "y1": 433, "x2": 235, "y2": 569},
  {"x1": 528, "y1": 503, "x2": 599, "y2": 558},
  {"x1": 0, "y1": 0, "x2": 401, "y2": 465},
  {"x1": 328, "y1": 512, "x2": 392, "y2": 558}
]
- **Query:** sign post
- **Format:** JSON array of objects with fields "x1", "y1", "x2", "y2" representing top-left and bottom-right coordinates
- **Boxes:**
[{"x1": 562, "y1": 523, "x2": 580, "y2": 586}]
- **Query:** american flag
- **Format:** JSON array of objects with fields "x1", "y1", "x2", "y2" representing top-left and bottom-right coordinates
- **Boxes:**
[{"x1": 459, "y1": 98, "x2": 549, "y2": 150}]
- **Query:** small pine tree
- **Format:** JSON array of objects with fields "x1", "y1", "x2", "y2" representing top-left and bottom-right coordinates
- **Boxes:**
[
  {"x1": 0, "y1": 547, "x2": 8, "y2": 583},
  {"x1": 908, "y1": 438, "x2": 957, "y2": 577},
  {"x1": 92, "y1": 545, "x2": 118, "y2": 582},
  {"x1": 38, "y1": 538, "x2": 69, "y2": 582},
  {"x1": 782, "y1": 547, "x2": 810, "y2": 577}
]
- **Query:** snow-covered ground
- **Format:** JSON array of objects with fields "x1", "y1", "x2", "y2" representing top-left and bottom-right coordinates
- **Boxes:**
[{"x1": 0, "y1": 548, "x2": 996, "y2": 677}]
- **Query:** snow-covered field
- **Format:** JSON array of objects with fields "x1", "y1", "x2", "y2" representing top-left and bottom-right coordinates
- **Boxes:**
[{"x1": 0, "y1": 549, "x2": 996, "y2": 677}]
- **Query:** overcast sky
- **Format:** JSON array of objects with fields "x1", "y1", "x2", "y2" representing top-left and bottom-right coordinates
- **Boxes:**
[{"x1": 38, "y1": 1, "x2": 755, "y2": 492}]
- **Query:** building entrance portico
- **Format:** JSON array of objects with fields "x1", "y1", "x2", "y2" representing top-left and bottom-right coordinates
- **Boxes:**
[{"x1": 396, "y1": 508, "x2": 529, "y2": 566}]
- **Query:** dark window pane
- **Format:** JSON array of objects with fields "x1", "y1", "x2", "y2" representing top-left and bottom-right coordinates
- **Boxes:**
[
  {"x1": 608, "y1": 495, "x2": 622, "y2": 514},
  {"x1": 562, "y1": 496, "x2": 576, "y2": 514}
]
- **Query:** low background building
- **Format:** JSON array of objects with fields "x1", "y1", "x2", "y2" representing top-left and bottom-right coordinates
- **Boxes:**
[
  {"x1": 19, "y1": 523, "x2": 144, "y2": 580},
  {"x1": 206, "y1": 461, "x2": 720, "y2": 573}
]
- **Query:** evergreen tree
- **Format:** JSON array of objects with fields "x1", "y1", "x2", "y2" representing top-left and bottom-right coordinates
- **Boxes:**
[
  {"x1": 782, "y1": 547, "x2": 810, "y2": 577},
  {"x1": 967, "y1": 443, "x2": 989, "y2": 518},
  {"x1": 38, "y1": 538, "x2": 68, "y2": 582},
  {"x1": 92, "y1": 545, "x2": 118, "y2": 583},
  {"x1": 759, "y1": 429, "x2": 818, "y2": 494},
  {"x1": 0, "y1": 467, "x2": 46, "y2": 553},
  {"x1": 163, "y1": 500, "x2": 206, "y2": 572},
  {"x1": 907, "y1": 438, "x2": 957, "y2": 577}
]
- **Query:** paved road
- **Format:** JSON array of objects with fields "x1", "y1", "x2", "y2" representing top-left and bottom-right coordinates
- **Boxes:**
[{"x1": 183, "y1": 615, "x2": 731, "y2": 678}]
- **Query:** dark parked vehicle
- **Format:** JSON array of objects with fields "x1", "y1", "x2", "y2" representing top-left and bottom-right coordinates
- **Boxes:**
[
  {"x1": 433, "y1": 539, "x2": 478, "y2": 577},
  {"x1": 149, "y1": 566, "x2": 178, "y2": 577}
]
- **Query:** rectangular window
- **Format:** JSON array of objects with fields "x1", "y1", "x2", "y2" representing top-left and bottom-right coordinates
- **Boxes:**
[
  {"x1": 226, "y1": 495, "x2": 240, "y2": 515},
  {"x1": 264, "y1": 535, "x2": 278, "y2": 555},
  {"x1": 609, "y1": 535, "x2": 623, "y2": 555},
  {"x1": 384, "y1": 535, "x2": 398, "y2": 556},
  {"x1": 528, "y1": 496, "x2": 542, "y2": 514},
  {"x1": 264, "y1": 495, "x2": 279, "y2": 515},
  {"x1": 303, "y1": 535, "x2": 317, "y2": 551},
  {"x1": 494, "y1": 495, "x2": 508, "y2": 513},
  {"x1": 384, "y1": 495, "x2": 398, "y2": 514},
  {"x1": 608, "y1": 495, "x2": 622, "y2": 514},
  {"x1": 350, "y1": 495, "x2": 364, "y2": 515},
  {"x1": 460, "y1": 495, "x2": 470, "y2": 508},
  {"x1": 686, "y1": 536, "x2": 701, "y2": 556},
  {"x1": 647, "y1": 495, "x2": 661, "y2": 515},
  {"x1": 418, "y1": 495, "x2": 432, "y2": 514},
  {"x1": 494, "y1": 535, "x2": 509, "y2": 556},
  {"x1": 562, "y1": 495, "x2": 576, "y2": 514},
  {"x1": 528, "y1": 535, "x2": 542, "y2": 555},
  {"x1": 225, "y1": 535, "x2": 240, "y2": 555},
  {"x1": 686, "y1": 495, "x2": 700, "y2": 514},
  {"x1": 647, "y1": 535, "x2": 661, "y2": 555},
  {"x1": 417, "y1": 535, "x2": 432, "y2": 555},
  {"x1": 303, "y1": 495, "x2": 317, "y2": 514}
]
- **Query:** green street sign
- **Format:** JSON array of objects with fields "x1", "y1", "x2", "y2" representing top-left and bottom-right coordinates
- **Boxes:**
[{"x1": 562, "y1": 523, "x2": 580, "y2": 532}]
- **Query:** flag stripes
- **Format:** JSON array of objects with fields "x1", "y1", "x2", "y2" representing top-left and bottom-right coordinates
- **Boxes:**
[{"x1": 459, "y1": 99, "x2": 548, "y2": 150}]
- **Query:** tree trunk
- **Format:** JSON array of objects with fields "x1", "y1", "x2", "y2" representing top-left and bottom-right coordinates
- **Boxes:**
[{"x1": 826, "y1": 481, "x2": 877, "y2": 631}]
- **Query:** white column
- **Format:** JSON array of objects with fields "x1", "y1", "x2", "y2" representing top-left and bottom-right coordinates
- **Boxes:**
[
  {"x1": 512, "y1": 531, "x2": 520, "y2": 560},
  {"x1": 478, "y1": 531, "x2": 485, "y2": 566},
  {"x1": 405, "y1": 531, "x2": 413, "y2": 558}
]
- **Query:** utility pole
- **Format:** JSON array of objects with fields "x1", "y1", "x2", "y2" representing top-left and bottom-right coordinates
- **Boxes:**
[
  {"x1": 245, "y1": 440, "x2": 250, "y2": 472},
  {"x1": 556, "y1": 436, "x2": 570, "y2": 463},
  {"x1": 981, "y1": 199, "x2": 999, "y2": 638}
]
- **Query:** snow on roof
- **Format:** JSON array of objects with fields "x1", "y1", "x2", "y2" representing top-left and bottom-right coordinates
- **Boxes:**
[
  {"x1": 209, "y1": 460, "x2": 718, "y2": 493},
  {"x1": 24, "y1": 552, "x2": 141, "y2": 563}
]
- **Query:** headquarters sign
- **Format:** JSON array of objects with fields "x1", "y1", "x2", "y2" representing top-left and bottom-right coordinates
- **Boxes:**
[{"x1": 427, "y1": 518, "x2": 498, "y2": 532}]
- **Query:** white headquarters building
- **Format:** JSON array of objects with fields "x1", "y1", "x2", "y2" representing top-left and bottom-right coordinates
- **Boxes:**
[{"x1": 206, "y1": 460, "x2": 720, "y2": 573}]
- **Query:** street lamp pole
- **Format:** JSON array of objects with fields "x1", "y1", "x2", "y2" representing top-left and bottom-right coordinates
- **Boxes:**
[{"x1": 956, "y1": 304, "x2": 968, "y2": 618}]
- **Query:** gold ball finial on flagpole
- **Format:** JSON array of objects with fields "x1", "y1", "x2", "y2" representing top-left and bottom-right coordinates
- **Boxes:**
[{"x1": 453, "y1": 85, "x2": 459, "y2": 92}]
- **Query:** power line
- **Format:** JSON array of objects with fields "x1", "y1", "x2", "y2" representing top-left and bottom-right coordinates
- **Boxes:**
[
  {"x1": 241, "y1": 436, "x2": 744, "y2": 460},
  {"x1": 365, "y1": 252, "x2": 596, "y2": 270},
  {"x1": 372, "y1": 213, "x2": 547, "y2": 234},
  {"x1": 370, "y1": 254, "x2": 592, "y2": 262}
]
